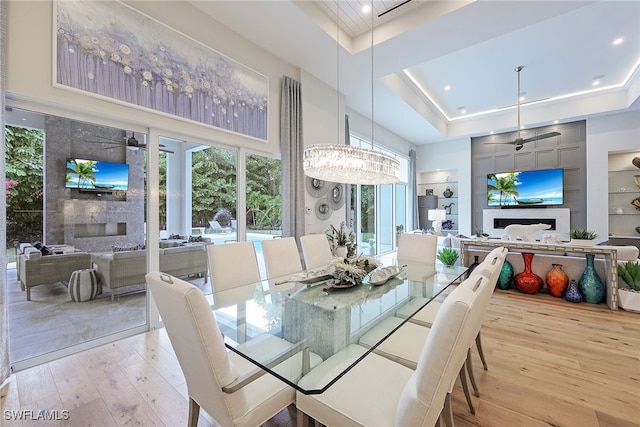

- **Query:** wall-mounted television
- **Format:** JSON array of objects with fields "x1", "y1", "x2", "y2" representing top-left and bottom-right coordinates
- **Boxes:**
[
  {"x1": 487, "y1": 168, "x2": 563, "y2": 207},
  {"x1": 66, "y1": 158, "x2": 129, "y2": 191}
]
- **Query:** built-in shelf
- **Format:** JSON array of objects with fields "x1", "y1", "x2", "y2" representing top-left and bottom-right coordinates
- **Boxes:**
[{"x1": 608, "y1": 151, "x2": 640, "y2": 238}]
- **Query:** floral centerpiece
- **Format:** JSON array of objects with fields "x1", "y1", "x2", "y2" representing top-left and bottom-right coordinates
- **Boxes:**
[
  {"x1": 326, "y1": 221, "x2": 355, "y2": 256},
  {"x1": 332, "y1": 258, "x2": 367, "y2": 287},
  {"x1": 332, "y1": 254, "x2": 379, "y2": 273}
]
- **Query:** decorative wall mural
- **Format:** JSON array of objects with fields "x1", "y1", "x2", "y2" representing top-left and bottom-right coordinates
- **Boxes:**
[{"x1": 54, "y1": 0, "x2": 268, "y2": 141}]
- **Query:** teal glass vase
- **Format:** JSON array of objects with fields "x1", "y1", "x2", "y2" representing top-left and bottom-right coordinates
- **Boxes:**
[
  {"x1": 497, "y1": 259, "x2": 514, "y2": 290},
  {"x1": 578, "y1": 254, "x2": 605, "y2": 304}
]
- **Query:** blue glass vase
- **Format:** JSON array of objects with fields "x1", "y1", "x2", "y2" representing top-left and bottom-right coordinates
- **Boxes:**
[
  {"x1": 578, "y1": 254, "x2": 605, "y2": 304},
  {"x1": 565, "y1": 280, "x2": 582, "y2": 303},
  {"x1": 497, "y1": 259, "x2": 514, "y2": 290}
]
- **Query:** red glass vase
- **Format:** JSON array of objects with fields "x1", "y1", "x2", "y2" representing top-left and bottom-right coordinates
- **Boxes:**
[
  {"x1": 514, "y1": 252, "x2": 544, "y2": 294},
  {"x1": 545, "y1": 263, "x2": 569, "y2": 297}
]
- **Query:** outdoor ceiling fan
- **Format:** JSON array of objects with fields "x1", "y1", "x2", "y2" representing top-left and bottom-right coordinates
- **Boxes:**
[
  {"x1": 87, "y1": 133, "x2": 174, "y2": 154},
  {"x1": 485, "y1": 66, "x2": 561, "y2": 151}
]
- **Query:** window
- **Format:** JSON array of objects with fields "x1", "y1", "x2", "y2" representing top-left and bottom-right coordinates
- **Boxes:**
[{"x1": 349, "y1": 135, "x2": 409, "y2": 255}]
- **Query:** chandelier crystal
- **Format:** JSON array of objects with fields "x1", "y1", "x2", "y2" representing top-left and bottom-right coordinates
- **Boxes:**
[{"x1": 303, "y1": 144, "x2": 400, "y2": 185}]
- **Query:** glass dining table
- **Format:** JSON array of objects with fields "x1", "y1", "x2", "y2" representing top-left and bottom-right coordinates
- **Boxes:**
[{"x1": 207, "y1": 252, "x2": 467, "y2": 395}]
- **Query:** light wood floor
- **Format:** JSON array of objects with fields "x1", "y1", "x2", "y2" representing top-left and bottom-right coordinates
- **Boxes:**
[{"x1": 1, "y1": 290, "x2": 639, "y2": 426}]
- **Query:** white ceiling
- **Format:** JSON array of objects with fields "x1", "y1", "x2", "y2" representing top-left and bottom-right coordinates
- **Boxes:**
[{"x1": 188, "y1": 0, "x2": 640, "y2": 146}]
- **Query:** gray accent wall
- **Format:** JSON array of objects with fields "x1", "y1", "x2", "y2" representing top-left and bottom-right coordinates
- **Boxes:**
[
  {"x1": 471, "y1": 120, "x2": 586, "y2": 233},
  {"x1": 43, "y1": 115, "x2": 146, "y2": 252}
]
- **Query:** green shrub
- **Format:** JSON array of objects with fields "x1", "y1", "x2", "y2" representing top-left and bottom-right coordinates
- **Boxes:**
[
  {"x1": 570, "y1": 229, "x2": 598, "y2": 240},
  {"x1": 436, "y1": 247, "x2": 459, "y2": 266},
  {"x1": 617, "y1": 261, "x2": 640, "y2": 291}
]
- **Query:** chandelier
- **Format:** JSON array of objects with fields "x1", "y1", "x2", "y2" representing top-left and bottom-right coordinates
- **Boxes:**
[
  {"x1": 302, "y1": 1, "x2": 400, "y2": 186},
  {"x1": 304, "y1": 144, "x2": 400, "y2": 185}
]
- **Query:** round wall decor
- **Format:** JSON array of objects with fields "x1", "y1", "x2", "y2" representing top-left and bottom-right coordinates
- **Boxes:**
[
  {"x1": 306, "y1": 176, "x2": 329, "y2": 198},
  {"x1": 315, "y1": 198, "x2": 332, "y2": 220},
  {"x1": 328, "y1": 183, "x2": 345, "y2": 209}
]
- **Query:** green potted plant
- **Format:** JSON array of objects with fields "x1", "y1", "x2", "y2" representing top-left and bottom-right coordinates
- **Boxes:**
[
  {"x1": 436, "y1": 247, "x2": 460, "y2": 267},
  {"x1": 474, "y1": 230, "x2": 489, "y2": 241},
  {"x1": 617, "y1": 261, "x2": 640, "y2": 313},
  {"x1": 569, "y1": 229, "x2": 598, "y2": 246}
]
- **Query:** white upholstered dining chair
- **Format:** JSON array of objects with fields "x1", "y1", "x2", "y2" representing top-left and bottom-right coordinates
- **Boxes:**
[
  {"x1": 146, "y1": 271, "x2": 297, "y2": 427},
  {"x1": 207, "y1": 241, "x2": 260, "y2": 292},
  {"x1": 397, "y1": 233, "x2": 438, "y2": 264},
  {"x1": 262, "y1": 237, "x2": 302, "y2": 279},
  {"x1": 296, "y1": 273, "x2": 486, "y2": 427},
  {"x1": 299, "y1": 234, "x2": 333, "y2": 270}
]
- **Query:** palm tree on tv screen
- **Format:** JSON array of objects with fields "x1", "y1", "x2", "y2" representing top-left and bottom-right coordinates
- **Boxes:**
[
  {"x1": 67, "y1": 159, "x2": 97, "y2": 189},
  {"x1": 488, "y1": 173, "x2": 520, "y2": 206}
]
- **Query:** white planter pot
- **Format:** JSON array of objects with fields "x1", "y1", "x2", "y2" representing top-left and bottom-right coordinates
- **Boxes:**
[
  {"x1": 570, "y1": 239, "x2": 595, "y2": 247},
  {"x1": 618, "y1": 288, "x2": 640, "y2": 313}
]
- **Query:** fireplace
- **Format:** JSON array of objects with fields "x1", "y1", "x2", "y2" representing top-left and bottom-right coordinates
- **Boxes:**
[{"x1": 483, "y1": 208, "x2": 570, "y2": 239}]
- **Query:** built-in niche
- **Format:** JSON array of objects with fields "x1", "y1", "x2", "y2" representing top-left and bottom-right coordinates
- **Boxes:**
[{"x1": 471, "y1": 120, "x2": 587, "y2": 234}]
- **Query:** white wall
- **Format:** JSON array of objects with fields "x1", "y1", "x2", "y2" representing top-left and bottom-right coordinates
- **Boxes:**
[
  {"x1": 586, "y1": 110, "x2": 640, "y2": 242},
  {"x1": 416, "y1": 138, "x2": 472, "y2": 235},
  {"x1": 5, "y1": 0, "x2": 297, "y2": 155}
]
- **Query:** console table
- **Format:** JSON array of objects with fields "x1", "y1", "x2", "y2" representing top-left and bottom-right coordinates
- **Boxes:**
[{"x1": 460, "y1": 239, "x2": 619, "y2": 310}]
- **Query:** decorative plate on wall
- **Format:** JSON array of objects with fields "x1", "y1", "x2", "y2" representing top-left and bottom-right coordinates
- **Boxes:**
[
  {"x1": 328, "y1": 183, "x2": 345, "y2": 210},
  {"x1": 306, "y1": 176, "x2": 329, "y2": 198},
  {"x1": 315, "y1": 198, "x2": 332, "y2": 220}
]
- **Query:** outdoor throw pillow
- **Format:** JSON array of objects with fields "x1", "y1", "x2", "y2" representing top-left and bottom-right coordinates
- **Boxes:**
[
  {"x1": 188, "y1": 235, "x2": 203, "y2": 243},
  {"x1": 112, "y1": 244, "x2": 141, "y2": 252},
  {"x1": 40, "y1": 245, "x2": 54, "y2": 256}
]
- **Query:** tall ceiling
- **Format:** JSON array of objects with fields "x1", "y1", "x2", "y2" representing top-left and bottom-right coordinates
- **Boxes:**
[{"x1": 135, "y1": 1, "x2": 640, "y2": 146}]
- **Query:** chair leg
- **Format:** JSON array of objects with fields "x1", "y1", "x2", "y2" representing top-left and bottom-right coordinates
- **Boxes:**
[
  {"x1": 443, "y1": 393, "x2": 454, "y2": 427},
  {"x1": 297, "y1": 408, "x2": 312, "y2": 427},
  {"x1": 476, "y1": 331, "x2": 488, "y2": 371},
  {"x1": 458, "y1": 365, "x2": 476, "y2": 415},
  {"x1": 188, "y1": 397, "x2": 200, "y2": 427},
  {"x1": 466, "y1": 348, "x2": 480, "y2": 397}
]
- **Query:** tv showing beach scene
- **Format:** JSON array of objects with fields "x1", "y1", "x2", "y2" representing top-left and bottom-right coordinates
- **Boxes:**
[
  {"x1": 487, "y1": 168, "x2": 563, "y2": 207},
  {"x1": 66, "y1": 158, "x2": 129, "y2": 191}
]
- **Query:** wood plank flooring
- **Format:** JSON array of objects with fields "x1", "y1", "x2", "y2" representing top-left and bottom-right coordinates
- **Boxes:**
[{"x1": 1, "y1": 290, "x2": 639, "y2": 426}]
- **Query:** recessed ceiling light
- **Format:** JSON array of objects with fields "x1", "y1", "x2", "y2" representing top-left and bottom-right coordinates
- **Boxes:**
[
  {"x1": 490, "y1": 130, "x2": 495, "y2": 134},
  {"x1": 520, "y1": 125, "x2": 525, "y2": 130},
  {"x1": 458, "y1": 106, "x2": 466, "y2": 114},
  {"x1": 592, "y1": 80, "x2": 600, "y2": 86},
  {"x1": 362, "y1": 4, "x2": 371, "y2": 14},
  {"x1": 613, "y1": 37, "x2": 624, "y2": 45},
  {"x1": 444, "y1": 85, "x2": 451, "y2": 91},
  {"x1": 553, "y1": 120, "x2": 559, "y2": 124}
]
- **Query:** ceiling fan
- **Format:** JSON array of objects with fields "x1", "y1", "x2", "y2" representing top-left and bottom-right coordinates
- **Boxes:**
[
  {"x1": 87, "y1": 133, "x2": 174, "y2": 154},
  {"x1": 486, "y1": 66, "x2": 561, "y2": 151}
]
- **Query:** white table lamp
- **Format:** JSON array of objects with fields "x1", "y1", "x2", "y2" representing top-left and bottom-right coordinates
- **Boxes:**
[{"x1": 428, "y1": 209, "x2": 447, "y2": 234}]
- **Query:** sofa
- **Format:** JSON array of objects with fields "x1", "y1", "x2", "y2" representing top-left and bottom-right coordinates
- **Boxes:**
[
  {"x1": 92, "y1": 244, "x2": 209, "y2": 301},
  {"x1": 18, "y1": 247, "x2": 92, "y2": 301}
]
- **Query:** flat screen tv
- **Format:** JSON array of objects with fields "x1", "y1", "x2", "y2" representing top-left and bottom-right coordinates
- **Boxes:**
[
  {"x1": 65, "y1": 158, "x2": 129, "y2": 191},
  {"x1": 487, "y1": 168, "x2": 563, "y2": 207}
]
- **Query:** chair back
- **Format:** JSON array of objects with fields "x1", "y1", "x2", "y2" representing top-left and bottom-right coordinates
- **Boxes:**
[
  {"x1": 208, "y1": 241, "x2": 260, "y2": 292},
  {"x1": 262, "y1": 237, "x2": 303, "y2": 278},
  {"x1": 397, "y1": 233, "x2": 438, "y2": 264},
  {"x1": 146, "y1": 272, "x2": 244, "y2": 426},
  {"x1": 395, "y1": 274, "x2": 489, "y2": 427},
  {"x1": 300, "y1": 234, "x2": 333, "y2": 270}
]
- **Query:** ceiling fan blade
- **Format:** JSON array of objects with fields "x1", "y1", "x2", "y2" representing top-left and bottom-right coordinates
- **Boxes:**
[
  {"x1": 160, "y1": 148, "x2": 175, "y2": 154},
  {"x1": 522, "y1": 131, "x2": 561, "y2": 143},
  {"x1": 483, "y1": 139, "x2": 522, "y2": 145},
  {"x1": 85, "y1": 140, "x2": 122, "y2": 145}
]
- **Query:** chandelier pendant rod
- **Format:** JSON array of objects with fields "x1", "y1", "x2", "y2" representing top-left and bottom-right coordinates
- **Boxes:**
[{"x1": 370, "y1": 0, "x2": 375, "y2": 150}]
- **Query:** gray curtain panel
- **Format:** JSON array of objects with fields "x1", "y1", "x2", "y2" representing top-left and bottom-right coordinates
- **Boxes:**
[
  {"x1": 280, "y1": 76, "x2": 305, "y2": 242},
  {"x1": 409, "y1": 149, "x2": 419, "y2": 230},
  {"x1": 0, "y1": 0, "x2": 11, "y2": 395}
]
